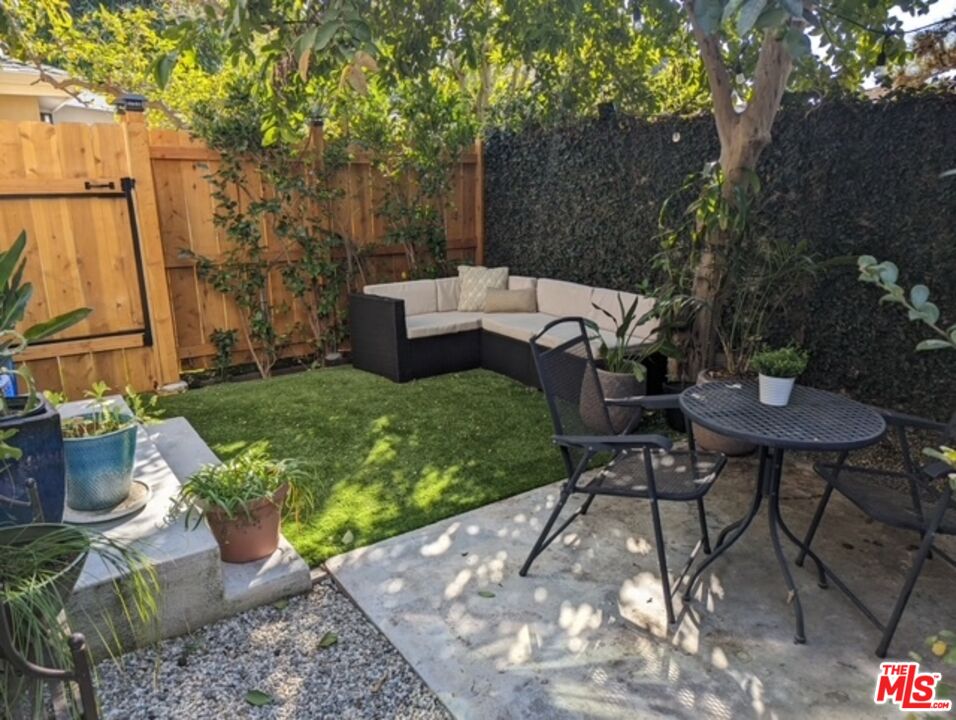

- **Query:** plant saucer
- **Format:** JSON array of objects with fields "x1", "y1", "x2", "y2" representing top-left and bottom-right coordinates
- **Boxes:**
[{"x1": 63, "y1": 480, "x2": 152, "y2": 525}]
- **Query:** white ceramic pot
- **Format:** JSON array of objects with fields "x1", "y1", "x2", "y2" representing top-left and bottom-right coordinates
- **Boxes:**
[{"x1": 759, "y1": 374, "x2": 796, "y2": 406}]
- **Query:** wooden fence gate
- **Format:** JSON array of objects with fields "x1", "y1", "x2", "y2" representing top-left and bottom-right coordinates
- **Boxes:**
[
  {"x1": 0, "y1": 109, "x2": 482, "y2": 397},
  {"x1": 0, "y1": 114, "x2": 180, "y2": 397}
]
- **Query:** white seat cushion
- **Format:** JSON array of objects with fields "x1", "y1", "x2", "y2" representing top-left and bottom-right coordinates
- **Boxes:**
[
  {"x1": 536, "y1": 279, "x2": 594, "y2": 318},
  {"x1": 364, "y1": 279, "x2": 437, "y2": 316},
  {"x1": 480, "y1": 313, "x2": 559, "y2": 343},
  {"x1": 481, "y1": 313, "x2": 650, "y2": 351},
  {"x1": 406, "y1": 312, "x2": 483, "y2": 339}
]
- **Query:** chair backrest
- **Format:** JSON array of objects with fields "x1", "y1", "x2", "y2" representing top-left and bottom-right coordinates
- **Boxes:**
[{"x1": 530, "y1": 318, "x2": 615, "y2": 475}]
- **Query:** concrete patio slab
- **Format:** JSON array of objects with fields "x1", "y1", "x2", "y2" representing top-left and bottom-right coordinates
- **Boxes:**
[{"x1": 327, "y1": 454, "x2": 956, "y2": 719}]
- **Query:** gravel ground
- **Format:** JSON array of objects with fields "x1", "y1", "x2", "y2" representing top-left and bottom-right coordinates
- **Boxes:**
[{"x1": 96, "y1": 578, "x2": 451, "y2": 720}]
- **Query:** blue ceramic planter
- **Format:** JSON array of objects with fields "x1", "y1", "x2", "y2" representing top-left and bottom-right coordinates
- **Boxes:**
[
  {"x1": 0, "y1": 396, "x2": 66, "y2": 526},
  {"x1": 64, "y1": 414, "x2": 138, "y2": 511}
]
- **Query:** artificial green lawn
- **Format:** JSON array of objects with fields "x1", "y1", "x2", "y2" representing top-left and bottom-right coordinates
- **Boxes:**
[{"x1": 158, "y1": 367, "x2": 565, "y2": 566}]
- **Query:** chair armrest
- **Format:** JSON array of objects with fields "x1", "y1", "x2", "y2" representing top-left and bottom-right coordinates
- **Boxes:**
[
  {"x1": 871, "y1": 406, "x2": 947, "y2": 433},
  {"x1": 604, "y1": 394, "x2": 681, "y2": 410},
  {"x1": 348, "y1": 293, "x2": 411, "y2": 382},
  {"x1": 553, "y1": 434, "x2": 673, "y2": 452}
]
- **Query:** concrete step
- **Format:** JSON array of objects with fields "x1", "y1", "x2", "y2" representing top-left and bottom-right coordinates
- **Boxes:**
[{"x1": 62, "y1": 403, "x2": 311, "y2": 657}]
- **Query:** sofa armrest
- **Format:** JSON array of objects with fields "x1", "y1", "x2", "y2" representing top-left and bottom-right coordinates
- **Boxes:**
[{"x1": 349, "y1": 293, "x2": 412, "y2": 382}]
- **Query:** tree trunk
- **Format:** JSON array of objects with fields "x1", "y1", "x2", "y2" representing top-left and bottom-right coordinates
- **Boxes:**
[{"x1": 682, "y1": 14, "x2": 795, "y2": 376}]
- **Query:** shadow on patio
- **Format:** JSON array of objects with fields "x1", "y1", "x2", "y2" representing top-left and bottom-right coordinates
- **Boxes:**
[{"x1": 327, "y1": 454, "x2": 956, "y2": 720}]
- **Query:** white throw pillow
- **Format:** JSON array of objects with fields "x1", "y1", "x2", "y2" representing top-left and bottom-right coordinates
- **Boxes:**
[{"x1": 457, "y1": 265, "x2": 509, "y2": 312}]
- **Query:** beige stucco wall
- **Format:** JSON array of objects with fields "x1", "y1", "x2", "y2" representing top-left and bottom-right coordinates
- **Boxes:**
[
  {"x1": 52, "y1": 105, "x2": 115, "y2": 124},
  {"x1": 0, "y1": 95, "x2": 39, "y2": 121}
]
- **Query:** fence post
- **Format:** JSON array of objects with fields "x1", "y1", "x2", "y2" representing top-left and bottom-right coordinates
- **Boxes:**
[
  {"x1": 117, "y1": 96, "x2": 181, "y2": 390},
  {"x1": 475, "y1": 137, "x2": 485, "y2": 266}
]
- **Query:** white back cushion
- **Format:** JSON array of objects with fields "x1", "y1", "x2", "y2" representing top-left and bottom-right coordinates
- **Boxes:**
[
  {"x1": 536, "y1": 279, "x2": 594, "y2": 318},
  {"x1": 363, "y1": 279, "x2": 437, "y2": 316},
  {"x1": 436, "y1": 276, "x2": 460, "y2": 312},
  {"x1": 589, "y1": 286, "x2": 659, "y2": 337},
  {"x1": 508, "y1": 275, "x2": 537, "y2": 291}
]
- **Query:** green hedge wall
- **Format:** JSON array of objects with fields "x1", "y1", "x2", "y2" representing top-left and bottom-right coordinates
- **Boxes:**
[{"x1": 485, "y1": 94, "x2": 956, "y2": 418}]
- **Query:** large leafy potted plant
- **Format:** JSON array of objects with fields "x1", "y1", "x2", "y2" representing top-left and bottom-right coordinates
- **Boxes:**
[
  {"x1": 1, "y1": 523, "x2": 158, "y2": 719},
  {"x1": 170, "y1": 445, "x2": 306, "y2": 563},
  {"x1": 582, "y1": 294, "x2": 649, "y2": 434},
  {"x1": 0, "y1": 231, "x2": 91, "y2": 525},
  {"x1": 55, "y1": 383, "x2": 161, "y2": 512}
]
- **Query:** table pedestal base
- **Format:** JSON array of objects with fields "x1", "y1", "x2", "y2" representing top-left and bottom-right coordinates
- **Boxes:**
[{"x1": 683, "y1": 446, "x2": 827, "y2": 644}]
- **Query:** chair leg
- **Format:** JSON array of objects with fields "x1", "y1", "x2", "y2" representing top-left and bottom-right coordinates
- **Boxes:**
[
  {"x1": 796, "y1": 484, "x2": 832, "y2": 568},
  {"x1": 520, "y1": 484, "x2": 573, "y2": 577},
  {"x1": 876, "y1": 528, "x2": 938, "y2": 658},
  {"x1": 696, "y1": 497, "x2": 711, "y2": 555},
  {"x1": 649, "y1": 498, "x2": 676, "y2": 624}
]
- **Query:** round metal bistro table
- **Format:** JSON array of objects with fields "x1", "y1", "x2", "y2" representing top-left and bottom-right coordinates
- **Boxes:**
[{"x1": 679, "y1": 380, "x2": 886, "y2": 644}]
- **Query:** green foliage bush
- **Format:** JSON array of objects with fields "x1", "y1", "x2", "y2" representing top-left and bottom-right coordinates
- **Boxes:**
[
  {"x1": 484, "y1": 94, "x2": 956, "y2": 418},
  {"x1": 751, "y1": 347, "x2": 809, "y2": 378}
]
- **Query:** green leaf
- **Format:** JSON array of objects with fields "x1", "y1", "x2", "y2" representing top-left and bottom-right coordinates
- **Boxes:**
[
  {"x1": 153, "y1": 52, "x2": 178, "y2": 89},
  {"x1": 694, "y1": 0, "x2": 723, "y2": 35},
  {"x1": 722, "y1": 0, "x2": 746, "y2": 23},
  {"x1": 23, "y1": 307, "x2": 92, "y2": 342},
  {"x1": 736, "y1": 0, "x2": 767, "y2": 34},
  {"x1": 755, "y1": 5, "x2": 789, "y2": 29},
  {"x1": 0, "y1": 231, "x2": 26, "y2": 291},
  {"x1": 784, "y1": 27, "x2": 811, "y2": 57},
  {"x1": 317, "y1": 631, "x2": 338, "y2": 648},
  {"x1": 780, "y1": 0, "x2": 804, "y2": 16},
  {"x1": 916, "y1": 339, "x2": 953, "y2": 351},
  {"x1": 909, "y1": 284, "x2": 930, "y2": 308},
  {"x1": 314, "y1": 20, "x2": 342, "y2": 51},
  {"x1": 478, "y1": 590, "x2": 496, "y2": 598},
  {"x1": 875, "y1": 261, "x2": 899, "y2": 284},
  {"x1": 244, "y1": 689, "x2": 274, "y2": 707}
]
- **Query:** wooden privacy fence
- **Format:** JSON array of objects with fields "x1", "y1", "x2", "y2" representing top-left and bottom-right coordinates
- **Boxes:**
[
  {"x1": 149, "y1": 129, "x2": 484, "y2": 370},
  {"x1": 1, "y1": 109, "x2": 483, "y2": 397}
]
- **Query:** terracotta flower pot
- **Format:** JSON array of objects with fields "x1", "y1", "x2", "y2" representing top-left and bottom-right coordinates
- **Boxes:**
[
  {"x1": 692, "y1": 370, "x2": 757, "y2": 456},
  {"x1": 580, "y1": 367, "x2": 645, "y2": 434},
  {"x1": 205, "y1": 484, "x2": 288, "y2": 563}
]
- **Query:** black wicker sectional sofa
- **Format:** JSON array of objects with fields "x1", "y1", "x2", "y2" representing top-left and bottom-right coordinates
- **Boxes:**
[{"x1": 349, "y1": 274, "x2": 659, "y2": 387}]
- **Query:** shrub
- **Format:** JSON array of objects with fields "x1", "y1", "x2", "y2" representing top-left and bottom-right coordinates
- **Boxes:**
[{"x1": 751, "y1": 346, "x2": 809, "y2": 378}]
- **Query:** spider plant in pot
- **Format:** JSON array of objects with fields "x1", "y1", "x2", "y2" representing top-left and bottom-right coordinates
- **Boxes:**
[
  {"x1": 751, "y1": 346, "x2": 809, "y2": 407},
  {"x1": 57, "y1": 383, "x2": 162, "y2": 512},
  {"x1": 1, "y1": 523, "x2": 158, "y2": 719},
  {"x1": 0, "y1": 231, "x2": 92, "y2": 525},
  {"x1": 170, "y1": 445, "x2": 307, "y2": 563},
  {"x1": 583, "y1": 294, "x2": 649, "y2": 434}
]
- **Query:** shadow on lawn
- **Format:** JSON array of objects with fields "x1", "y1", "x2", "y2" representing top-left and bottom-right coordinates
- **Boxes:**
[{"x1": 278, "y1": 411, "x2": 560, "y2": 566}]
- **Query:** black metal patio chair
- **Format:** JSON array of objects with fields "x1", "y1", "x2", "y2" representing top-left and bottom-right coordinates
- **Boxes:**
[
  {"x1": 519, "y1": 317, "x2": 727, "y2": 623},
  {"x1": 796, "y1": 408, "x2": 956, "y2": 657}
]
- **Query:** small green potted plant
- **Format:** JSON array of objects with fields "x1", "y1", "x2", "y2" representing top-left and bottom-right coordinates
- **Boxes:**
[
  {"x1": 57, "y1": 383, "x2": 162, "y2": 512},
  {"x1": 169, "y1": 445, "x2": 306, "y2": 563},
  {"x1": 584, "y1": 294, "x2": 649, "y2": 433},
  {"x1": 751, "y1": 346, "x2": 809, "y2": 407}
]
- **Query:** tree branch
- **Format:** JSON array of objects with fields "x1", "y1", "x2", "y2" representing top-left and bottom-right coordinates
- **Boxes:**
[
  {"x1": 743, "y1": 28, "x2": 794, "y2": 136},
  {"x1": 684, "y1": 0, "x2": 738, "y2": 146},
  {"x1": 32, "y1": 66, "x2": 187, "y2": 129}
]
